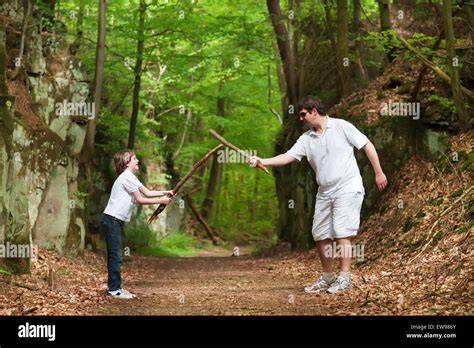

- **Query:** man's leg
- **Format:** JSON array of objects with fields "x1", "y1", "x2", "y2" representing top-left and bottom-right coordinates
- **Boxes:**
[
  {"x1": 304, "y1": 240, "x2": 336, "y2": 292},
  {"x1": 335, "y1": 237, "x2": 352, "y2": 272},
  {"x1": 305, "y1": 195, "x2": 336, "y2": 293},
  {"x1": 327, "y1": 192, "x2": 363, "y2": 293},
  {"x1": 316, "y1": 238, "x2": 334, "y2": 273}
]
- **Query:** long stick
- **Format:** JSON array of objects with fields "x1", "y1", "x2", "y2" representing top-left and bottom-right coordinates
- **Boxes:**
[
  {"x1": 209, "y1": 129, "x2": 270, "y2": 174},
  {"x1": 147, "y1": 143, "x2": 224, "y2": 224}
]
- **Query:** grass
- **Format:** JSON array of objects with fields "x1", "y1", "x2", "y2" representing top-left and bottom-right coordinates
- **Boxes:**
[
  {"x1": 125, "y1": 220, "x2": 201, "y2": 257},
  {"x1": 137, "y1": 232, "x2": 201, "y2": 257}
]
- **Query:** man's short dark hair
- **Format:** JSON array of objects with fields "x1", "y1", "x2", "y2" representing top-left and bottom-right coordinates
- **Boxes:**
[{"x1": 297, "y1": 95, "x2": 327, "y2": 115}]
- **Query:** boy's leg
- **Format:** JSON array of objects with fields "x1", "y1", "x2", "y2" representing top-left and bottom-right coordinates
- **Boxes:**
[{"x1": 102, "y1": 216, "x2": 122, "y2": 291}]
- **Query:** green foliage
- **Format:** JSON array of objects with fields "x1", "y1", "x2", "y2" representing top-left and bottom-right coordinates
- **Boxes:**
[
  {"x1": 146, "y1": 232, "x2": 200, "y2": 257},
  {"x1": 125, "y1": 220, "x2": 200, "y2": 256},
  {"x1": 427, "y1": 95, "x2": 457, "y2": 114},
  {"x1": 125, "y1": 220, "x2": 155, "y2": 250},
  {"x1": 362, "y1": 29, "x2": 400, "y2": 57},
  {"x1": 0, "y1": 267, "x2": 11, "y2": 275}
]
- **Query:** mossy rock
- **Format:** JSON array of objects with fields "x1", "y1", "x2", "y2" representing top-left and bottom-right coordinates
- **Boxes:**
[
  {"x1": 398, "y1": 81, "x2": 413, "y2": 95},
  {"x1": 382, "y1": 75, "x2": 403, "y2": 90}
]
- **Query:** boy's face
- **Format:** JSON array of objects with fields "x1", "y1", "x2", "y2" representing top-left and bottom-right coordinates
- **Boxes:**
[{"x1": 127, "y1": 155, "x2": 140, "y2": 173}]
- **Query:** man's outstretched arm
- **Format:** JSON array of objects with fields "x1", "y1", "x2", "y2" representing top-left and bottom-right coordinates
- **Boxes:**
[
  {"x1": 363, "y1": 141, "x2": 388, "y2": 191},
  {"x1": 249, "y1": 154, "x2": 297, "y2": 167}
]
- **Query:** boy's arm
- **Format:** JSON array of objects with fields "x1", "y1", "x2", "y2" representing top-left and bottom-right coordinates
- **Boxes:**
[
  {"x1": 139, "y1": 186, "x2": 174, "y2": 198},
  {"x1": 362, "y1": 141, "x2": 388, "y2": 191},
  {"x1": 249, "y1": 154, "x2": 297, "y2": 167},
  {"x1": 132, "y1": 191, "x2": 172, "y2": 205}
]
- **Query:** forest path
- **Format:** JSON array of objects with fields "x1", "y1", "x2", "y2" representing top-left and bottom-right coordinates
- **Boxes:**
[{"x1": 94, "y1": 251, "x2": 382, "y2": 315}]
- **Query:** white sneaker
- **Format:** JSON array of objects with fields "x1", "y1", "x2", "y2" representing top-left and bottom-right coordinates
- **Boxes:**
[
  {"x1": 120, "y1": 288, "x2": 137, "y2": 298},
  {"x1": 107, "y1": 289, "x2": 134, "y2": 299},
  {"x1": 327, "y1": 276, "x2": 352, "y2": 293},
  {"x1": 304, "y1": 276, "x2": 336, "y2": 293}
]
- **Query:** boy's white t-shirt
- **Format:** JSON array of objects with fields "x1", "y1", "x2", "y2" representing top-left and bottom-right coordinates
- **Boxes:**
[
  {"x1": 104, "y1": 169, "x2": 143, "y2": 222},
  {"x1": 286, "y1": 117, "x2": 369, "y2": 196}
]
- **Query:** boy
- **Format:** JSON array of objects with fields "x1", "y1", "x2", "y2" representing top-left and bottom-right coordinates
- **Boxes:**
[
  {"x1": 102, "y1": 149, "x2": 174, "y2": 299},
  {"x1": 249, "y1": 95, "x2": 387, "y2": 293}
]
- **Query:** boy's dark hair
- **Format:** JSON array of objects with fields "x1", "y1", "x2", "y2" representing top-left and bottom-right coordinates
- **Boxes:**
[
  {"x1": 114, "y1": 149, "x2": 135, "y2": 174},
  {"x1": 297, "y1": 95, "x2": 328, "y2": 115}
]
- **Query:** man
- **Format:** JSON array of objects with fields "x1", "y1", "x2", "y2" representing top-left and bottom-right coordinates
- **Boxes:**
[{"x1": 249, "y1": 95, "x2": 387, "y2": 293}]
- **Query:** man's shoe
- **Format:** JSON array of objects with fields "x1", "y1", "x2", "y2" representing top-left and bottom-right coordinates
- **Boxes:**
[
  {"x1": 304, "y1": 276, "x2": 336, "y2": 293},
  {"x1": 327, "y1": 276, "x2": 352, "y2": 293},
  {"x1": 107, "y1": 289, "x2": 134, "y2": 299}
]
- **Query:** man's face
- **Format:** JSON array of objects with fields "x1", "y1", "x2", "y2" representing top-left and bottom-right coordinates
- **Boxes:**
[
  {"x1": 299, "y1": 108, "x2": 316, "y2": 124},
  {"x1": 127, "y1": 155, "x2": 140, "y2": 173}
]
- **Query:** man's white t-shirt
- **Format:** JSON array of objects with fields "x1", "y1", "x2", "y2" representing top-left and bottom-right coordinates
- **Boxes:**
[
  {"x1": 104, "y1": 169, "x2": 143, "y2": 222},
  {"x1": 286, "y1": 116, "x2": 369, "y2": 196}
]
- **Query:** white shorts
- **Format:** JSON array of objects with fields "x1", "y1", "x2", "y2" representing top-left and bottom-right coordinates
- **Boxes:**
[{"x1": 312, "y1": 191, "x2": 364, "y2": 241}]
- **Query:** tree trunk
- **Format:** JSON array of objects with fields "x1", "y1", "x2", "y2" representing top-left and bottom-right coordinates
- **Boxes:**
[
  {"x1": 353, "y1": 0, "x2": 367, "y2": 80},
  {"x1": 267, "y1": 0, "x2": 311, "y2": 249},
  {"x1": 201, "y1": 80, "x2": 225, "y2": 221},
  {"x1": 378, "y1": 0, "x2": 395, "y2": 61},
  {"x1": 127, "y1": 0, "x2": 147, "y2": 149},
  {"x1": 336, "y1": 0, "x2": 351, "y2": 97},
  {"x1": 267, "y1": 0, "x2": 298, "y2": 116},
  {"x1": 9, "y1": 0, "x2": 31, "y2": 81},
  {"x1": 442, "y1": 0, "x2": 469, "y2": 128},
  {"x1": 272, "y1": 39, "x2": 287, "y2": 114},
  {"x1": 78, "y1": 0, "x2": 106, "y2": 238},
  {"x1": 80, "y1": 0, "x2": 105, "y2": 165},
  {"x1": 201, "y1": 153, "x2": 221, "y2": 221},
  {"x1": 322, "y1": 0, "x2": 340, "y2": 91},
  {"x1": 464, "y1": 2, "x2": 474, "y2": 45}
]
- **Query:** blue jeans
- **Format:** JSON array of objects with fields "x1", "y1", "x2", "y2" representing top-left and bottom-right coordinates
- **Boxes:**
[{"x1": 101, "y1": 214, "x2": 124, "y2": 291}]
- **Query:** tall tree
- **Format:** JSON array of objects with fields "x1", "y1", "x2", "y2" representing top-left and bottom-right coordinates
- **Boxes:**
[
  {"x1": 442, "y1": 0, "x2": 469, "y2": 128},
  {"x1": 353, "y1": 0, "x2": 367, "y2": 80},
  {"x1": 378, "y1": 0, "x2": 395, "y2": 61},
  {"x1": 128, "y1": 0, "x2": 147, "y2": 149},
  {"x1": 322, "y1": 0, "x2": 340, "y2": 92},
  {"x1": 267, "y1": 0, "x2": 312, "y2": 248},
  {"x1": 201, "y1": 80, "x2": 225, "y2": 221},
  {"x1": 80, "y1": 0, "x2": 106, "y2": 169},
  {"x1": 336, "y1": 0, "x2": 351, "y2": 96},
  {"x1": 267, "y1": 0, "x2": 298, "y2": 112},
  {"x1": 78, "y1": 0, "x2": 106, "y2": 239}
]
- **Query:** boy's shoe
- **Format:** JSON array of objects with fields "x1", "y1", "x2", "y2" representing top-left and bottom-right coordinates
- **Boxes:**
[
  {"x1": 107, "y1": 289, "x2": 134, "y2": 299},
  {"x1": 120, "y1": 288, "x2": 137, "y2": 298},
  {"x1": 304, "y1": 276, "x2": 336, "y2": 293},
  {"x1": 327, "y1": 276, "x2": 352, "y2": 293}
]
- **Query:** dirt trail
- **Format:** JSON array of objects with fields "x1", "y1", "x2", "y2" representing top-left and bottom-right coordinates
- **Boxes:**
[{"x1": 95, "y1": 252, "x2": 352, "y2": 315}]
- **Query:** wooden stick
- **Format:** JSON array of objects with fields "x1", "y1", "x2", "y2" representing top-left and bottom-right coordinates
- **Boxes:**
[
  {"x1": 209, "y1": 129, "x2": 270, "y2": 174},
  {"x1": 147, "y1": 143, "x2": 224, "y2": 224},
  {"x1": 397, "y1": 35, "x2": 474, "y2": 100},
  {"x1": 184, "y1": 194, "x2": 220, "y2": 245}
]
